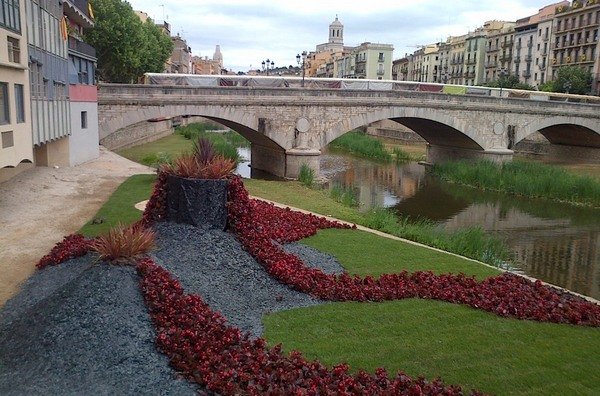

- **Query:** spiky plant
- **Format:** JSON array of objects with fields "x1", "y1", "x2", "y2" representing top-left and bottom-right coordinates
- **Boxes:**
[
  {"x1": 193, "y1": 137, "x2": 216, "y2": 165},
  {"x1": 91, "y1": 223, "x2": 156, "y2": 265}
]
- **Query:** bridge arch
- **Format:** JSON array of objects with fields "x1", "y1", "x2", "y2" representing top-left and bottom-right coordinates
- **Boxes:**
[
  {"x1": 322, "y1": 107, "x2": 486, "y2": 150},
  {"x1": 517, "y1": 117, "x2": 600, "y2": 148},
  {"x1": 100, "y1": 104, "x2": 286, "y2": 151}
]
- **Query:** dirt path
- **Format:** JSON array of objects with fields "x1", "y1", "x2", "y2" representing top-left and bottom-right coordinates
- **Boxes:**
[{"x1": 0, "y1": 147, "x2": 154, "y2": 307}]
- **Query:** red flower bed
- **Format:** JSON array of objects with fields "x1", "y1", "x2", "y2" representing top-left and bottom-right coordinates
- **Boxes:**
[
  {"x1": 141, "y1": 170, "x2": 168, "y2": 226},
  {"x1": 227, "y1": 177, "x2": 600, "y2": 327},
  {"x1": 37, "y1": 234, "x2": 93, "y2": 269},
  {"x1": 138, "y1": 257, "x2": 479, "y2": 395}
]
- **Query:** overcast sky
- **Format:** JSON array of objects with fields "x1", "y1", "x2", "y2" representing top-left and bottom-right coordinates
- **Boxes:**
[{"x1": 127, "y1": 0, "x2": 558, "y2": 72}]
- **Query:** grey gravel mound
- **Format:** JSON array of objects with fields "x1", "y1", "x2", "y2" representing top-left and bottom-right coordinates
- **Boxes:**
[
  {"x1": 0, "y1": 221, "x2": 345, "y2": 394},
  {"x1": 152, "y1": 222, "x2": 344, "y2": 337},
  {"x1": 0, "y1": 256, "x2": 198, "y2": 395}
]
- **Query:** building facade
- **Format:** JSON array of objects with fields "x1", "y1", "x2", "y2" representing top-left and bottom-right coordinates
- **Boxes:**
[
  {"x1": 64, "y1": 0, "x2": 98, "y2": 166},
  {"x1": 1, "y1": 0, "x2": 33, "y2": 181},
  {"x1": 192, "y1": 45, "x2": 224, "y2": 75},
  {"x1": 26, "y1": 0, "x2": 71, "y2": 167},
  {"x1": 552, "y1": 0, "x2": 600, "y2": 94}
]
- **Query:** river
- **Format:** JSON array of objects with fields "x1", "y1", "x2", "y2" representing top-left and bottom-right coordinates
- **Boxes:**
[{"x1": 236, "y1": 147, "x2": 600, "y2": 300}]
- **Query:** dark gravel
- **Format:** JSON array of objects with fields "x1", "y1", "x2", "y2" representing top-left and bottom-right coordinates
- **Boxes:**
[
  {"x1": 0, "y1": 221, "x2": 344, "y2": 394},
  {"x1": 152, "y1": 222, "x2": 344, "y2": 337},
  {"x1": 0, "y1": 256, "x2": 198, "y2": 395}
]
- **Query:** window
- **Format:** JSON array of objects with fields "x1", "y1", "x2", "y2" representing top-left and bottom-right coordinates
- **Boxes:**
[
  {"x1": 0, "y1": 82, "x2": 9, "y2": 125},
  {"x1": 378, "y1": 52, "x2": 384, "y2": 62},
  {"x1": 81, "y1": 111, "x2": 87, "y2": 129},
  {"x1": 1, "y1": 131, "x2": 13, "y2": 148},
  {"x1": 7, "y1": 36, "x2": 19, "y2": 63},
  {"x1": 14, "y1": 84, "x2": 23, "y2": 123},
  {"x1": 0, "y1": 0, "x2": 21, "y2": 32}
]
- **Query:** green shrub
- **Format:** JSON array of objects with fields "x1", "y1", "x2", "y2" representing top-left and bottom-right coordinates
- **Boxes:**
[
  {"x1": 392, "y1": 147, "x2": 414, "y2": 163},
  {"x1": 329, "y1": 184, "x2": 360, "y2": 207},
  {"x1": 298, "y1": 164, "x2": 315, "y2": 187},
  {"x1": 329, "y1": 130, "x2": 392, "y2": 162},
  {"x1": 432, "y1": 160, "x2": 600, "y2": 207}
]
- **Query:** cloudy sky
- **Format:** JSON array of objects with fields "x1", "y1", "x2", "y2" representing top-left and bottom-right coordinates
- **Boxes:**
[{"x1": 127, "y1": 0, "x2": 559, "y2": 72}]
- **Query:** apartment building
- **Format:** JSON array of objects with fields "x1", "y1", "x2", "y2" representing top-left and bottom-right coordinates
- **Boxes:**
[
  {"x1": 552, "y1": 0, "x2": 600, "y2": 94},
  {"x1": 64, "y1": 0, "x2": 98, "y2": 166},
  {"x1": 0, "y1": 0, "x2": 33, "y2": 182},
  {"x1": 392, "y1": 56, "x2": 410, "y2": 81},
  {"x1": 192, "y1": 45, "x2": 224, "y2": 75},
  {"x1": 484, "y1": 22, "x2": 516, "y2": 82},
  {"x1": 26, "y1": 0, "x2": 71, "y2": 167},
  {"x1": 464, "y1": 29, "x2": 487, "y2": 85},
  {"x1": 352, "y1": 42, "x2": 394, "y2": 79},
  {"x1": 448, "y1": 35, "x2": 467, "y2": 84}
]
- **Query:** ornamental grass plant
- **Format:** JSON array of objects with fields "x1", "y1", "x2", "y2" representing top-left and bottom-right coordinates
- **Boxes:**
[
  {"x1": 91, "y1": 223, "x2": 156, "y2": 265},
  {"x1": 160, "y1": 138, "x2": 236, "y2": 180}
]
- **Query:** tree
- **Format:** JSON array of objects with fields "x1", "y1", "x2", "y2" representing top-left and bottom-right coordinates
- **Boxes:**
[
  {"x1": 552, "y1": 66, "x2": 592, "y2": 94},
  {"x1": 85, "y1": 0, "x2": 172, "y2": 83},
  {"x1": 484, "y1": 75, "x2": 536, "y2": 91},
  {"x1": 139, "y1": 20, "x2": 173, "y2": 75}
]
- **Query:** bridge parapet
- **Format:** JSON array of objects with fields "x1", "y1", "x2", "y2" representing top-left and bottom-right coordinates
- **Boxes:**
[{"x1": 98, "y1": 83, "x2": 600, "y2": 179}]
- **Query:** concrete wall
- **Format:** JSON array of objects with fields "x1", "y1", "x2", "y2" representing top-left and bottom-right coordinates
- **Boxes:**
[
  {"x1": 101, "y1": 119, "x2": 173, "y2": 151},
  {"x1": 34, "y1": 136, "x2": 70, "y2": 167},
  {"x1": 69, "y1": 101, "x2": 99, "y2": 165}
]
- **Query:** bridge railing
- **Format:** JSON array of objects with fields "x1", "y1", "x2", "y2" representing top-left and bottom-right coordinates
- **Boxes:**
[{"x1": 139, "y1": 73, "x2": 600, "y2": 105}]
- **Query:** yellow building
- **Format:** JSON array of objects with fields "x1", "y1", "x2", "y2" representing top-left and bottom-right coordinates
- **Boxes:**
[{"x1": 1, "y1": 0, "x2": 33, "y2": 182}]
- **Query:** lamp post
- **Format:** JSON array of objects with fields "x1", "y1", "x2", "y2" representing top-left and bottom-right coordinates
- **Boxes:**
[
  {"x1": 498, "y1": 68, "x2": 508, "y2": 97},
  {"x1": 261, "y1": 59, "x2": 275, "y2": 76},
  {"x1": 296, "y1": 51, "x2": 307, "y2": 87}
]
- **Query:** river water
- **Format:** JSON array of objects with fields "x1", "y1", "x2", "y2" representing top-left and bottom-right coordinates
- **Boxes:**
[{"x1": 237, "y1": 147, "x2": 600, "y2": 300}]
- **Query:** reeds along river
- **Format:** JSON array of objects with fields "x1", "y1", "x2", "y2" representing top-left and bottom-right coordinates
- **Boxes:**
[{"x1": 236, "y1": 147, "x2": 600, "y2": 301}]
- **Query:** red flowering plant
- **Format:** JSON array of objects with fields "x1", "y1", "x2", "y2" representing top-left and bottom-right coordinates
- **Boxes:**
[
  {"x1": 137, "y1": 257, "x2": 482, "y2": 395},
  {"x1": 37, "y1": 234, "x2": 94, "y2": 269},
  {"x1": 227, "y1": 176, "x2": 600, "y2": 327}
]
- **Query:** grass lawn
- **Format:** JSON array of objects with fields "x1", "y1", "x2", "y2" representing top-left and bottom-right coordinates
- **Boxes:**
[
  {"x1": 263, "y1": 300, "x2": 600, "y2": 395},
  {"x1": 117, "y1": 134, "x2": 194, "y2": 166},
  {"x1": 78, "y1": 174, "x2": 156, "y2": 237},
  {"x1": 302, "y1": 228, "x2": 499, "y2": 280}
]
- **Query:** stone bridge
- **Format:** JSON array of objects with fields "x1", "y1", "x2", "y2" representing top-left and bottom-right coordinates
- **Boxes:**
[{"x1": 98, "y1": 84, "x2": 600, "y2": 178}]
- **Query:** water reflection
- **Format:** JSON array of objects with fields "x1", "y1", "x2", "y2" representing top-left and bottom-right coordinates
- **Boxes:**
[{"x1": 318, "y1": 149, "x2": 600, "y2": 300}]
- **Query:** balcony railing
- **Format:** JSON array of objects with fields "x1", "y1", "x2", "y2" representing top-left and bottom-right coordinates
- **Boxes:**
[
  {"x1": 501, "y1": 40, "x2": 513, "y2": 48},
  {"x1": 466, "y1": 58, "x2": 477, "y2": 65},
  {"x1": 68, "y1": 37, "x2": 96, "y2": 59},
  {"x1": 484, "y1": 61, "x2": 497, "y2": 68},
  {"x1": 543, "y1": 34, "x2": 550, "y2": 41},
  {"x1": 525, "y1": 54, "x2": 532, "y2": 62},
  {"x1": 522, "y1": 70, "x2": 531, "y2": 78},
  {"x1": 514, "y1": 56, "x2": 521, "y2": 63}
]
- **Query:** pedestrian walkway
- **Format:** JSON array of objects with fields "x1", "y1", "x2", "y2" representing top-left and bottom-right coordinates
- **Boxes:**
[{"x1": 0, "y1": 147, "x2": 154, "y2": 306}]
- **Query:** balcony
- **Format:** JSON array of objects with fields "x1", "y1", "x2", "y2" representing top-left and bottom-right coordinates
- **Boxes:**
[
  {"x1": 466, "y1": 58, "x2": 477, "y2": 65},
  {"x1": 514, "y1": 56, "x2": 521, "y2": 63},
  {"x1": 525, "y1": 54, "x2": 532, "y2": 62},
  {"x1": 501, "y1": 40, "x2": 513, "y2": 48},
  {"x1": 516, "y1": 43, "x2": 522, "y2": 50},
  {"x1": 68, "y1": 37, "x2": 97, "y2": 59},
  {"x1": 487, "y1": 45, "x2": 499, "y2": 51},
  {"x1": 527, "y1": 41, "x2": 533, "y2": 48},
  {"x1": 500, "y1": 54, "x2": 512, "y2": 62},
  {"x1": 485, "y1": 61, "x2": 497, "y2": 68},
  {"x1": 539, "y1": 64, "x2": 546, "y2": 71},
  {"x1": 543, "y1": 34, "x2": 549, "y2": 41},
  {"x1": 522, "y1": 70, "x2": 531, "y2": 78}
]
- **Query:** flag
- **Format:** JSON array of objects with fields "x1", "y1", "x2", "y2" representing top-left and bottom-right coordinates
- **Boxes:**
[
  {"x1": 88, "y1": 3, "x2": 95, "y2": 20},
  {"x1": 60, "y1": 16, "x2": 68, "y2": 41}
]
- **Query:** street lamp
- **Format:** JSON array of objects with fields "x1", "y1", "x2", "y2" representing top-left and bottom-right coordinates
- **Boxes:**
[
  {"x1": 261, "y1": 59, "x2": 275, "y2": 76},
  {"x1": 296, "y1": 51, "x2": 307, "y2": 87},
  {"x1": 498, "y1": 68, "x2": 508, "y2": 97}
]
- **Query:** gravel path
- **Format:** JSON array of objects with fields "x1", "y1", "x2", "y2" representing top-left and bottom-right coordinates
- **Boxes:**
[
  {"x1": 0, "y1": 221, "x2": 345, "y2": 393},
  {"x1": 152, "y1": 222, "x2": 344, "y2": 337}
]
